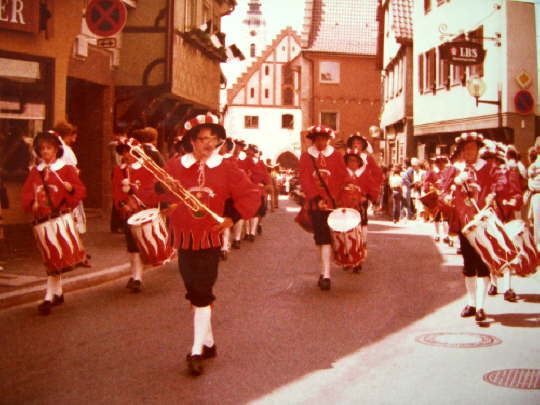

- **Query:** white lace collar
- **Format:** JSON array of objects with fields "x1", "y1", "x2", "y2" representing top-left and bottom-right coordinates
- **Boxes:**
[
  {"x1": 181, "y1": 152, "x2": 223, "y2": 169},
  {"x1": 308, "y1": 145, "x2": 334, "y2": 158},
  {"x1": 36, "y1": 159, "x2": 65, "y2": 171}
]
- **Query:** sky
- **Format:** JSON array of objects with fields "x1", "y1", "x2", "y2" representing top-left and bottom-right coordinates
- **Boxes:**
[{"x1": 220, "y1": 0, "x2": 306, "y2": 88}]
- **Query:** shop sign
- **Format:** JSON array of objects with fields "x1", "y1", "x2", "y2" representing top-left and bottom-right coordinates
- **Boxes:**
[
  {"x1": 440, "y1": 41, "x2": 485, "y2": 66},
  {"x1": 0, "y1": 0, "x2": 40, "y2": 34}
]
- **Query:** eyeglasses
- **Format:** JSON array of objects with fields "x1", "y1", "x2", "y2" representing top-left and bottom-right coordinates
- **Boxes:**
[{"x1": 195, "y1": 136, "x2": 218, "y2": 143}]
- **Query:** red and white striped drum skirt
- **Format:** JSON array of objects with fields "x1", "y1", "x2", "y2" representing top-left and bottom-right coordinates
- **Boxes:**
[
  {"x1": 504, "y1": 220, "x2": 538, "y2": 277},
  {"x1": 33, "y1": 211, "x2": 86, "y2": 274},
  {"x1": 127, "y1": 208, "x2": 174, "y2": 266},
  {"x1": 462, "y1": 207, "x2": 518, "y2": 277},
  {"x1": 327, "y1": 207, "x2": 366, "y2": 267}
]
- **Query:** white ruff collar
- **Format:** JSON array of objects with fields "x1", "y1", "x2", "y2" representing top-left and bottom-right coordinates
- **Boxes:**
[
  {"x1": 347, "y1": 166, "x2": 366, "y2": 178},
  {"x1": 308, "y1": 145, "x2": 334, "y2": 158},
  {"x1": 37, "y1": 159, "x2": 65, "y2": 171},
  {"x1": 181, "y1": 152, "x2": 223, "y2": 169}
]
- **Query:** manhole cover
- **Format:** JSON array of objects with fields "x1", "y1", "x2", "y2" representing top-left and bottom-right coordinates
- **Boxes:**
[
  {"x1": 483, "y1": 369, "x2": 540, "y2": 390},
  {"x1": 415, "y1": 332, "x2": 502, "y2": 348}
]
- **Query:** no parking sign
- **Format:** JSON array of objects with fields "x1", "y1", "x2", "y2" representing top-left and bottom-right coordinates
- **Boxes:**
[
  {"x1": 514, "y1": 90, "x2": 535, "y2": 115},
  {"x1": 85, "y1": 0, "x2": 127, "y2": 37}
]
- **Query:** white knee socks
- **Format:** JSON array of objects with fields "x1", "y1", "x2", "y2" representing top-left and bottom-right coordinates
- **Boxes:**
[
  {"x1": 44, "y1": 275, "x2": 62, "y2": 301},
  {"x1": 222, "y1": 228, "x2": 231, "y2": 251},
  {"x1": 361, "y1": 226, "x2": 368, "y2": 244},
  {"x1": 249, "y1": 217, "x2": 259, "y2": 235},
  {"x1": 192, "y1": 305, "x2": 212, "y2": 355},
  {"x1": 502, "y1": 268, "x2": 512, "y2": 292},
  {"x1": 233, "y1": 219, "x2": 244, "y2": 241},
  {"x1": 464, "y1": 276, "x2": 476, "y2": 306},
  {"x1": 476, "y1": 276, "x2": 490, "y2": 310},
  {"x1": 320, "y1": 244, "x2": 332, "y2": 279}
]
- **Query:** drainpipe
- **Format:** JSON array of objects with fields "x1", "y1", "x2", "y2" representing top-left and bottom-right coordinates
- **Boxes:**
[{"x1": 303, "y1": 52, "x2": 316, "y2": 128}]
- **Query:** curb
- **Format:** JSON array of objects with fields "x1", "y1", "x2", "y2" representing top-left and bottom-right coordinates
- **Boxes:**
[{"x1": 0, "y1": 263, "x2": 130, "y2": 310}]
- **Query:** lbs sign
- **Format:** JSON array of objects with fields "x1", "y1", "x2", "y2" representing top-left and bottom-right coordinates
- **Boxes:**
[{"x1": 440, "y1": 41, "x2": 486, "y2": 66}]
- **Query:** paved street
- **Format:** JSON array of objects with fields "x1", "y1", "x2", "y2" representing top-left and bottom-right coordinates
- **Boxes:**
[{"x1": 1, "y1": 198, "x2": 539, "y2": 404}]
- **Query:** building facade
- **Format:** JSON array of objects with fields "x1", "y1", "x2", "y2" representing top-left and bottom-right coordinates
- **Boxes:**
[
  {"x1": 412, "y1": 0, "x2": 537, "y2": 158},
  {"x1": 224, "y1": 27, "x2": 302, "y2": 164},
  {"x1": 295, "y1": 0, "x2": 381, "y2": 154},
  {"x1": 377, "y1": 0, "x2": 413, "y2": 165}
]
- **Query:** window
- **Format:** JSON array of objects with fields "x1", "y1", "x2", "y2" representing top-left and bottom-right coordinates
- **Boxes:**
[
  {"x1": 438, "y1": 53, "x2": 450, "y2": 89},
  {"x1": 282, "y1": 114, "x2": 294, "y2": 129},
  {"x1": 320, "y1": 61, "x2": 340, "y2": 84},
  {"x1": 424, "y1": 0, "x2": 431, "y2": 13},
  {"x1": 245, "y1": 116, "x2": 259, "y2": 129},
  {"x1": 264, "y1": 89, "x2": 269, "y2": 98},
  {"x1": 321, "y1": 112, "x2": 338, "y2": 130},
  {"x1": 265, "y1": 65, "x2": 269, "y2": 75},
  {"x1": 418, "y1": 53, "x2": 424, "y2": 93},
  {"x1": 250, "y1": 43, "x2": 256, "y2": 57},
  {"x1": 426, "y1": 48, "x2": 436, "y2": 92},
  {"x1": 468, "y1": 26, "x2": 484, "y2": 79},
  {"x1": 250, "y1": 88, "x2": 255, "y2": 98}
]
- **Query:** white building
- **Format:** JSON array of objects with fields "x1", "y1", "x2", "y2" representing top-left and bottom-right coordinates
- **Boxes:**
[
  {"x1": 412, "y1": 0, "x2": 537, "y2": 157},
  {"x1": 224, "y1": 27, "x2": 302, "y2": 165}
]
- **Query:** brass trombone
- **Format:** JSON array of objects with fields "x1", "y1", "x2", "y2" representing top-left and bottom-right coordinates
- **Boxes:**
[{"x1": 126, "y1": 140, "x2": 225, "y2": 224}]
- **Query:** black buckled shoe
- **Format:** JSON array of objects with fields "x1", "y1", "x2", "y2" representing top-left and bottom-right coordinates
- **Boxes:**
[
  {"x1": 232, "y1": 240, "x2": 241, "y2": 249},
  {"x1": 352, "y1": 265, "x2": 362, "y2": 273},
  {"x1": 318, "y1": 276, "x2": 331, "y2": 291},
  {"x1": 488, "y1": 284, "x2": 498, "y2": 296},
  {"x1": 504, "y1": 289, "x2": 517, "y2": 302},
  {"x1": 38, "y1": 300, "x2": 52, "y2": 315},
  {"x1": 460, "y1": 305, "x2": 476, "y2": 317},
  {"x1": 475, "y1": 309, "x2": 486, "y2": 322},
  {"x1": 52, "y1": 294, "x2": 64, "y2": 306},
  {"x1": 201, "y1": 345, "x2": 217, "y2": 360},
  {"x1": 257, "y1": 224, "x2": 262, "y2": 235},
  {"x1": 186, "y1": 354, "x2": 204, "y2": 376},
  {"x1": 126, "y1": 278, "x2": 142, "y2": 292}
]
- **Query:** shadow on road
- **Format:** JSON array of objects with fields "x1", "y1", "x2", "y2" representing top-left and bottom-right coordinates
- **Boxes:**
[{"x1": 485, "y1": 312, "x2": 540, "y2": 328}]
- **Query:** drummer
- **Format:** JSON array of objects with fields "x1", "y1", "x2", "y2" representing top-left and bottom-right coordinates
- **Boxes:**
[
  {"x1": 440, "y1": 132, "x2": 508, "y2": 323},
  {"x1": 158, "y1": 113, "x2": 260, "y2": 376},
  {"x1": 299, "y1": 125, "x2": 348, "y2": 291},
  {"x1": 422, "y1": 155, "x2": 449, "y2": 243},
  {"x1": 21, "y1": 132, "x2": 87, "y2": 315},
  {"x1": 112, "y1": 139, "x2": 161, "y2": 293}
]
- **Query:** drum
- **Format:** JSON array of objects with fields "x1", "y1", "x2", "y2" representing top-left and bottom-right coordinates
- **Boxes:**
[
  {"x1": 33, "y1": 211, "x2": 86, "y2": 274},
  {"x1": 462, "y1": 207, "x2": 518, "y2": 277},
  {"x1": 127, "y1": 208, "x2": 174, "y2": 266},
  {"x1": 504, "y1": 220, "x2": 538, "y2": 277},
  {"x1": 327, "y1": 208, "x2": 366, "y2": 267}
]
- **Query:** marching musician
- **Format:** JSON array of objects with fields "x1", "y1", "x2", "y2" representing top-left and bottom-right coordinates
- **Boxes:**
[
  {"x1": 440, "y1": 132, "x2": 508, "y2": 322},
  {"x1": 159, "y1": 113, "x2": 260, "y2": 376},
  {"x1": 241, "y1": 144, "x2": 271, "y2": 241},
  {"x1": 230, "y1": 139, "x2": 248, "y2": 250},
  {"x1": 219, "y1": 138, "x2": 240, "y2": 260},
  {"x1": 422, "y1": 156, "x2": 450, "y2": 243},
  {"x1": 299, "y1": 125, "x2": 348, "y2": 291},
  {"x1": 528, "y1": 137, "x2": 540, "y2": 251},
  {"x1": 112, "y1": 140, "x2": 161, "y2": 292},
  {"x1": 21, "y1": 132, "x2": 87, "y2": 315}
]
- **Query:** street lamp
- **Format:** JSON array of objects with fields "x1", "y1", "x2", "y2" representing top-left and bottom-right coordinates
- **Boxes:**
[{"x1": 467, "y1": 76, "x2": 502, "y2": 128}]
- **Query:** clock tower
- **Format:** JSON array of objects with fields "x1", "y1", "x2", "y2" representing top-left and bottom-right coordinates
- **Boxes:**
[{"x1": 242, "y1": 0, "x2": 267, "y2": 62}]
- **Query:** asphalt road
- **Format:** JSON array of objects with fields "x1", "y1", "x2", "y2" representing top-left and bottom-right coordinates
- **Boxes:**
[{"x1": 1, "y1": 200, "x2": 539, "y2": 404}]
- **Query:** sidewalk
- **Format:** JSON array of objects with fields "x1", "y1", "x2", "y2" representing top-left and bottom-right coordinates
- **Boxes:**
[{"x1": 0, "y1": 213, "x2": 132, "y2": 309}]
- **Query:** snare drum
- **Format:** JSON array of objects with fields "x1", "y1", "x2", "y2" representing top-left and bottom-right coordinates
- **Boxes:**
[
  {"x1": 462, "y1": 207, "x2": 518, "y2": 277},
  {"x1": 327, "y1": 208, "x2": 366, "y2": 267},
  {"x1": 33, "y1": 211, "x2": 86, "y2": 274},
  {"x1": 504, "y1": 220, "x2": 538, "y2": 277},
  {"x1": 127, "y1": 208, "x2": 174, "y2": 266}
]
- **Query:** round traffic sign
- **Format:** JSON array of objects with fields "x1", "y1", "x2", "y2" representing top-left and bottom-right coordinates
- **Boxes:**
[
  {"x1": 85, "y1": 0, "x2": 127, "y2": 37},
  {"x1": 514, "y1": 90, "x2": 535, "y2": 115}
]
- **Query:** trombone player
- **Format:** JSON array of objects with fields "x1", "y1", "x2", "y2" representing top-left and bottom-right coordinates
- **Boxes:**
[{"x1": 156, "y1": 113, "x2": 260, "y2": 376}]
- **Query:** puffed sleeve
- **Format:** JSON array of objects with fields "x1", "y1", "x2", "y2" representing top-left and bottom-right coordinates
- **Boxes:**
[
  {"x1": 62, "y1": 165, "x2": 86, "y2": 208},
  {"x1": 227, "y1": 161, "x2": 261, "y2": 219}
]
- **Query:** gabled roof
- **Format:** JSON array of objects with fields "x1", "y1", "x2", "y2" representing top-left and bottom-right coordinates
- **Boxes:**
[
  {"x1": 390, "y1": 0, "x2": 413, "y2": 43},
  {"x1": 226, "y1": 26, "x2": 302, "y2": 105},
  {"x1": 302, "y1": 0, "x2": 378, "y2": 55}
]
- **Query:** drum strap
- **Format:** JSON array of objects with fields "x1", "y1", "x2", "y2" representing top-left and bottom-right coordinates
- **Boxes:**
[
  {"x1": 310, "y1": 154, "x2": 336, "y2": 209},
  {"x1": 38, "y1": 169, "x2": 62, "y2": 216}
]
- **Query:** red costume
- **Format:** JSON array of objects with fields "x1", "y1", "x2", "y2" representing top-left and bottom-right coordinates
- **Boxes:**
[
  {"x1": 112, "y1": 162, "x2": 160, "y2": 214},
  {"x1": 163, "y1": 152, "x2": 260, "y2": 250},
  {"x1": 21, "y1": 160, "x2": 86, "y2": 220}
]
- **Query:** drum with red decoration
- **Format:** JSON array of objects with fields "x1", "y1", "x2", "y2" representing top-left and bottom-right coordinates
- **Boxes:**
[
  {"x1": 33, "y1": 211, "x2": 87, "y2": 274},
  {"x1": 504, "y1": 220, "x2": 539, "y2": 277},
  {"x1": 327, "y1": 207, "x2": 366, "y2": 267}
]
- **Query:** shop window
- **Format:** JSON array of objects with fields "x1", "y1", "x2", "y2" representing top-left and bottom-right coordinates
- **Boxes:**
[
  {"x1": 245, "y1": 116, "x2": 259, "y2": 129},
  {"x1": 282, "y1": 114, "x2": 294, "y2": 129},
  {"x1": 321, "y1": 112, "x2": 338, "y2": 131}
]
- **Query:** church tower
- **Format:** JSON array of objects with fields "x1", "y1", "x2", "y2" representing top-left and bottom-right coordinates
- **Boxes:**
[{"x1": 242, "y1": 0, "x2": 267, "y2": 62}]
